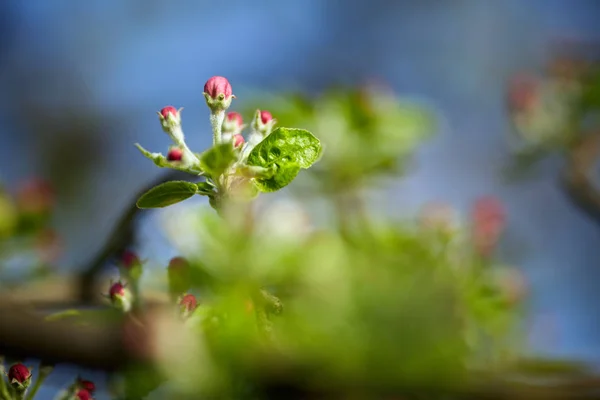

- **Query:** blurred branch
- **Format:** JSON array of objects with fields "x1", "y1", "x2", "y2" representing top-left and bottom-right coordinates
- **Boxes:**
[
  {"x1": 562, "y1": 131, "x2": 600, "y2": 225},
  {"x1": 0, "y1": 304, "x2": 130, "y2": 371}
]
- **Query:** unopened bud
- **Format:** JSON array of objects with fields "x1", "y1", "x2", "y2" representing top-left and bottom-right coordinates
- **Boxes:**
[
  {"x1": 252, "y1": 109, "x2": 276, "y2": 136},
  {"x1": 222, "y1": 112, "x2": 244, "y2": 136},
  {"x1": 472, "y1": 196, "x2": 506, "y2": 258},
  {"x1": 157, "y1": 106, "x2": 182, "y2": 133},
  {"x1": 203, "y1": 76, "x2": 234, "y2": 113},
  {"x1": 7, "y1": 363, "x2": 32, "y2": 390},
  {"x1": 167, "y1": 147, "x2": 184, "y2": 162},
  {"x1": 108, "y1": 281, "x2": 132, "y2": 312},
  {"x1": 79, "y1": 379, "x2": 95, "y2": 393},
  {"x1": 233, "y1": 134, "x2": 245, "y2": 148},
  {"x1": 121, "y1": 250, "x2": 140, "y2": 269},
  {"x1": 168, "y1": 257, "x2": 191, "y2": 301},
  {"x1": 179, "y1": 293, "x2": 198, "y2": 318},
  {"x1": 15, "y1": 178, "x2": 55, "y2": 215}
]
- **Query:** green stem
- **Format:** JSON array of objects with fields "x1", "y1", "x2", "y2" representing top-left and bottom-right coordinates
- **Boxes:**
[
  {"x1": 210, "y1": 111, "x2": 225, "y2": 146},
  {"x1": 0, "y1": 357, "x2": 11, "y2": 400},
  {"x1": 25, "y1": 365, "x2": 53, "y2": 400},
  {"x1": 15, "y1": 389, "x2": 26, "y2": 400}
]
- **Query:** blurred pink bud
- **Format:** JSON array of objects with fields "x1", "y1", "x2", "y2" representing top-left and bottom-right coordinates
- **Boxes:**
[
  {"x1": 15, "y1": 178, "x2": 55, "y2": 214},
  {"x1": 8, "y1": 363, "x2": 31, "y2": 384},
  {"x1": 109, "y1": 282, "x2": 126, "y2": 299},
  {"x1": 204, "y1": 76, "x2": 232, "y2": 100},
  {"x1": 260, "y1": 110, "x2": 273, "y2": 124},
  {"x1": 472, "y1": 196, "x2": 506, "y2": 258},
  {"x1": 233, "y1": 134, "x2": 245, "y2": 148},
  {"x1": 167, "y1": 147, "x2": 184, "y2": 162},
  {"x1": 76, "y1": 389, "x2": 92, "y2": 400},
  {"x1": 79, "y1": 379, "x2": 95, "y2": 393},
  {"x1": 179, "y1": 293, "x2": 197, "y2": 313},
  {"x1": 227, "y1": 112, "x2": 243, "y2": 126},
  {"x1": 121, "y1": 250, "x2": 140, "y2": 269},
  {"x1": 160, "y1": 106, "x2": 178, "y2": 119},
  {"x1": 507, "y1": 74, "x2": 538, "y2": 113}
]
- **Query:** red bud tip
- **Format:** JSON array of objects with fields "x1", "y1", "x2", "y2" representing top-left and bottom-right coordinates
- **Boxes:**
[
  {"x1": 233, "y1": 134, "x2": 245, "y2": 148},
  {"x1": 79, "y1": 379, "x2": 95, "y2": 393},
  {"x1": 204, "y1": 76, "x2": 232, "y2": 100},
  {"x1": 76, "y1": 389, "x2": 92, "y2": 400},
  {"x1": 167, "y1": 147, "x2": 184, "y2": 162},
  {"x1": 260, "y1": 110, "x2": 273, "y2": 124},
  {"x1": 160, "y1": 106, "x2": 178, "y2": 119},
  {"x1": 168, "y1": 256, "x2": 189, "y2": 270},
  {"x1": 179, "y1": 293, "x2": 198, "y2": 312},
  {"x1": 8, "y1": 363, "x2": 31, "y2": 383},
  {"x1": 109, "y1": 282, "x2": 126, "y2": 299},
  {"x1": 121, "y1": 250, "x2": 139, "y2": 269},
  {"x1": 227, "y1": 112, "x2": 243, "y2": 125}
]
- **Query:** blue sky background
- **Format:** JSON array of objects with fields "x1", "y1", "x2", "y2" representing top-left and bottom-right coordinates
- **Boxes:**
[{"x1": 1, "y1": 1, "x2": 600, "y2": 398}]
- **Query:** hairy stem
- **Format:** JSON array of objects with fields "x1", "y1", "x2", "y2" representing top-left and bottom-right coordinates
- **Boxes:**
[{"x1": 210, "y1": 111, "x2": 225, "y2": 146}]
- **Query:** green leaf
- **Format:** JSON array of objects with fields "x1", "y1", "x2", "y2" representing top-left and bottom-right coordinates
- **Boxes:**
[
  {"x1": 247, "y1": 127, "x2": 322, "y2": 169},
  {"x1": 136, "y1": 180, "x2": 198, "y2": 209},
  {"x1": 252, "y1": 163, "x2": 301, "y2": 192},
  {"x1": 199, "y1": 143, "x2": 236, "y2": 178}
]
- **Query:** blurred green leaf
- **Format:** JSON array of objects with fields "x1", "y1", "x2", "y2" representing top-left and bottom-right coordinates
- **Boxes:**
[{"x1": 199, "y1": 143, "x2": 236, "y2": 178}]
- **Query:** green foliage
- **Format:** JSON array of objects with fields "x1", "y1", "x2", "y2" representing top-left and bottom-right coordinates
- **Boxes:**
[
  {"x1": 246, "y1": 127, "x2": 321, "y2": 192},
  {"x1": 136, "y1": 181, "x2": 199, "y2": 209},
  {"x1": 199, "y1": 143, "x2": 237, "y2": 179}
]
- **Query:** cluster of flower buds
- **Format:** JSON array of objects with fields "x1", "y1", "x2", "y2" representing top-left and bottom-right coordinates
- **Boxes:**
[{"x1": 156, "y1": 105, "x2": 198, "y2": 167}]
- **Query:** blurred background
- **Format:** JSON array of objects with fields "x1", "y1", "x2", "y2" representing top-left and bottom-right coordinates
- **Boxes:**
[{"x1": 2, "y1": 0, "x2": 600, "y2": 398}]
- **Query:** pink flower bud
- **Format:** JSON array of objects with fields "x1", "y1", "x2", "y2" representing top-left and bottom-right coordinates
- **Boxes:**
[
  {"x1": 507, "y1": 74, "x2": 538, "y2": 113},
  {"x1": 472, "y1": 196, "x2": 506, "y2": 258},
  {"x1": 15, "y1": 178, "x2": 55, "y2": 214},
  {"x1": 121, "y1": 250, "x2": 140, "y2": 269},
  {"x1": 79, "y1": 379, "x2": 95, "y2": 393},
  {"x1": 167, "y1": 147, "x2": 184, "y2": 162},
  {"x1": 260, "y1": 110, "x2": 273, "y2": 124},
  {"x1": 222, "y1": 111, "x2": 244, "y2": 135},
  {"x1": 76, "y1": 389, "x2": 92, "y2": 400},
  {"x1": 179, "y1": 293, "x2": 197, "y2": 313},
  {"x1": 227, "y1": 112, "x2": 243, "y2": 125},
  {"x1": 204, "y1": 76, "x2": 232, "y2": 100},
  {"x1": 160, "y1": 106, "x2": 178, "y2": 119},
  {"x1": 109, "y1": 282, "x2": 126, "y2": 300},
  {"x1": 203, "y1": 76, "x2": 234, "y2": 113},
  {"x1": 233, "y1": 134, "x2": 245, "y2": 148},
  {"x1": 8, "y1": 363, "x2": 31, "y2": 384}
]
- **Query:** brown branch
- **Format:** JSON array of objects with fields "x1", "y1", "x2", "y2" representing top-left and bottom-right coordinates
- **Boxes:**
[{"x1": 562, "y1": 131, "x2": 600, "y2": 225}]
